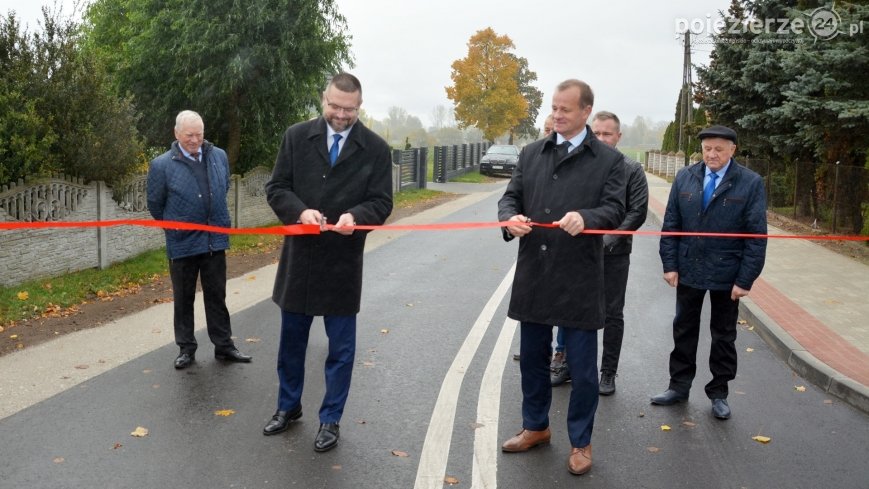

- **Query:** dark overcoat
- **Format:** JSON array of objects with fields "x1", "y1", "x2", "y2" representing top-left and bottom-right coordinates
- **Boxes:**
[
  {"x1": 659, "y1": 160, "x2": 767, "y2": 291},
  {"x1": 498, "y1": 129, "x2": 626, "y2": 329},
  {"x1": 266, "y1": 118, "x2": 393, "y2": 315}
]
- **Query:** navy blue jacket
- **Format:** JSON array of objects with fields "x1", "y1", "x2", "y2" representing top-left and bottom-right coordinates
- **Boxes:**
[
  {"x1": 659, "y1": 160, "x2": 767, "y2": 291},
  {"x1": 147, "y1": 140, "x2": 231, "y2": 260}
]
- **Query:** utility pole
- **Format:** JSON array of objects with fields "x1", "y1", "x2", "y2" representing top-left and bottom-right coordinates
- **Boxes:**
[{"x1": 678, "y1": 31, "x2": 694, "y2": 166}]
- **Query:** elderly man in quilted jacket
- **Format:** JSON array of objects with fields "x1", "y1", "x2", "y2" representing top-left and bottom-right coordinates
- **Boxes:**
[
  {"x1": 653, "y1": 125, "x2": 767, "y2": 420},
  {"x1": 147, "y1": 110, "x2": 251, "y2": 369}
]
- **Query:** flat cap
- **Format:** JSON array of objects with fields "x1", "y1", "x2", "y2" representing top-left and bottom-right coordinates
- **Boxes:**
[{"x1": 698, "y1": 125, "x2": 737, "y2": 144}]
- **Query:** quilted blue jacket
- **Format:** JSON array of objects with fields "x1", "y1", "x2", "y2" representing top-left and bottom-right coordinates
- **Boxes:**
[
  {"x1": 147, "y1": 140, "x2": 231, "y2": 259},
  {"x1": 659, "y1": 160, "x2": 767, "y2": 291}
]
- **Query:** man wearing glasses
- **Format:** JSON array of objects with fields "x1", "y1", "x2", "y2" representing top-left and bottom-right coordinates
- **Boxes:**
[{"x1": 264, "y1": 73, "x2": 393, "y2": 452}]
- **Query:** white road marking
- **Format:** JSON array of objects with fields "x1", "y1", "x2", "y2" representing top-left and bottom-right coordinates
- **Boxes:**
[
  {"x1": 472, "y1": 316, "x2": 518, "y2": 488},
  {"x1": 413, "y1": 262, "x2": 516, "y2": 489}
]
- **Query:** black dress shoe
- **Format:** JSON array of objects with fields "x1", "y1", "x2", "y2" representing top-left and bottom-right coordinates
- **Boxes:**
[
  {"x1": 215, "y1": 348, "x2": 252, "y2": 363},
  {"x1": 712, "y1": 398, "x2": 731, "y2": 420},
  {"x1": 314, "y1": 423, "x2": 340, "y2": 452},
  {"x1": 174, "y1": 352, "x2": 195, "y2": 369},
  {"x1": 262, "y1": 406, "x2": 302, "y2": 435},
  {"x1": 650, "y1": 389, "x2": 688, "y2": 405},
  {"x1": 599, "y1": 371, "x2": 616, "y2": 396}
]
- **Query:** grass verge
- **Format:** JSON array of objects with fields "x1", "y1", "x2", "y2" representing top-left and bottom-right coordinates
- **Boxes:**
[
  {"x1": 450, "y1": 170, "x2": 491, "y2": 183},
  {"x1": 394, "y1": 188, "x2": 447, "y2": 208},
  {"x1": 0, "y1": 229, "x2": 283, "y2": 327}
]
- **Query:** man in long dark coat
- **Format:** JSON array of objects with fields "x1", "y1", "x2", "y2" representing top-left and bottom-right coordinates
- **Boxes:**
[
  {"x1": 498, "y1": 79, "x2": 626, "y2": 476},
  {"x1": 263, "y1": 73, "x2": 393, "y2": 452}
]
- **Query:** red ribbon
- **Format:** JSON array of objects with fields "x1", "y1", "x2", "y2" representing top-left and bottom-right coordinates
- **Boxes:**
[{"x1": 1, "y1": 219, "x2": 867, "y2": 241}]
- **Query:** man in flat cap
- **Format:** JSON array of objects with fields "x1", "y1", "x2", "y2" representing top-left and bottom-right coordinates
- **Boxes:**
[{"x1": 652, "y1": 125, "x2": 767, "y2": 420}]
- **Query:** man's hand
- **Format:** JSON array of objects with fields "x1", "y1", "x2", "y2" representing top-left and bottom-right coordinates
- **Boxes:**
[
  {"x1": 663, "y1": 271, "x2": 679, "y2": 287},
  {"x1": 555, "y1": 211, "x2": 585, "y2": 236},
  {"x1": 299, "y1": 209, "x2": 324, "y2": 225},
  {"x1": 505, "y1": 215, "x2": 533, "y2": 238},
  {"x1": 731, "y1": 284, "x2": 750, "y2": 301},
  {"x1": 332, "y1": 212, "x2": 356, "y2": 236}
]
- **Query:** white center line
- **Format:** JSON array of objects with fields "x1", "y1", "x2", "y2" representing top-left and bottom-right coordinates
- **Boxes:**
[
  {"x1": 413, "y1": 262, "x2": 516, "y2": 489},
  {"x1": 472, "y1": 316, "x2": 518, "y2": 488}
]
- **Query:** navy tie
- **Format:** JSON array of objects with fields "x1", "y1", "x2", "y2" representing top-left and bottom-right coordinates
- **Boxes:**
[
  {"x1": 329, "y1": 134, "x2": 342, "y2": 166},
  {"x1": 703, "y1": 172, "x2": 719, "y2": 210},
  {"x1": 558, "y1": 140, "x2": 571, "y2": 159}
]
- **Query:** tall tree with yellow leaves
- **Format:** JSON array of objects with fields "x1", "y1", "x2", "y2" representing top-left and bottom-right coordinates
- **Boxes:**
[{"x1": 445, "y1": 28, "x2": 528, "y2": 142}]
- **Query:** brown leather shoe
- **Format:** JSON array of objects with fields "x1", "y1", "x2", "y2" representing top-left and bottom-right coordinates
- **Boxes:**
[
  {"x1": 501, "y1": 428, "x2": 551, "y2": 452},
  {"x1": 568, "y1": 444, "x2": 592, "y2": 475}
]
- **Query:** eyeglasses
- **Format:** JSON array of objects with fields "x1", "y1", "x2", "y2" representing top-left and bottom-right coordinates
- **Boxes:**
[{"x1": 324, "y1": 96, "x2": 359, "y2": 115}]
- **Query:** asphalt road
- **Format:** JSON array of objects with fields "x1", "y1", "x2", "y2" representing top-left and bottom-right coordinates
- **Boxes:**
[{"x1": 1, "y1": 190, "x2": 867, "y2": 489}]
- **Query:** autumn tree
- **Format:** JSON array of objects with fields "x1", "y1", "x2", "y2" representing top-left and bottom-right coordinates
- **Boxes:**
[
  {"x1": 445, "y1": 28, "x2": 528, "y2": 142},
  {"x1": 84, "y1": 0, "x2": 352, "y2": 174}
]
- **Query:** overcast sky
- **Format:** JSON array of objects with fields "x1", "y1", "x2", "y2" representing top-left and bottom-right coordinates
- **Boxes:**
[{"x1": 2, "y1": 0, "x2": 731, "y2": 128}]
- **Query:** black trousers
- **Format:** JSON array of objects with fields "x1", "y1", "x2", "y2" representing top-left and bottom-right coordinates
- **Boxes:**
[
  {"x1": 668, "y1": 284, "x2": 740, "y2": 399},
  {"x1": 168, "y1": 251, "x2": 235, "y2": 354},
  {"x1": 601, "y1": 253, "x2": 630, "y2": 374}
]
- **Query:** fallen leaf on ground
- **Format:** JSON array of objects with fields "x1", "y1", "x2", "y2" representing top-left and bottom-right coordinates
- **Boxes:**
[
  {"x1": 391, "y1": 450, "x2": 409, "y2": 457},
  {"x1": 17, "y1": 291, "x2": 29, "y2": 301},
  {"x1": 734, "y1": 390, "x2": 746, "y2": 395},
  {"x1": 0, "y1": 326, "x2": 4, "y2": 333},
  {"x1": 638, "y1": 412, "x2": 645, "y2": 417},
  {"x1": 130, "y1": 427, "x2": 149, "y2": 437},
  {"x1": 9, "y1": 334, "x2": 18, "y2": 339},
  {"x1": 737, "y1": 319, "x2": 747, "y2": 325},
  {"x1": 444, "y1": 476, "x2": 460, "y2": 485},
  {"x1": 661, "y1": 425, "x2": 671, "y2": 431},
  {"x1": 823, "y1": 399, "x2": 833, "y2": 405},
  {"x1": 405, "y1": 303, "x2": 414, "y2": 307},
  {"x1": 362, "y1": 361, "x2": 375, "y2": 367},
  {"x1": 245, "y1": 337, "x2": 262, "y2": 343},
  {"x1": 142, "y1": 369, "x2": 152, "y2": 374},
  {"x1": 647, "y1": 447, "x2": 660, "y2": 453},
  {"x1": 53, "y1": 457, "x2": 65, "y2": 464},
  {"x1": 214, "y1": 409, "x2": 236, "y2": 417},
  {"x1": 112, "y1": 443, "x2": 123, "y2": 450},
  {"x1": 380, "y1": 329, "x2": 390, "y2": 334},
  {"x1": 246, "y1": 275, "x2": 256, "y2": 281},
  {"x1": 332, "y1": 465, "x2": 342, "y2": 470},
  {"x1": 682, "y1": 421, "x2": 697, "y2": 428},
  {"x1": 794, "y1": 385, "x2": 806, "y2": 392},
  {"x1": 748, "y1": 326, "x2": 754, "y2": 331},
  {"x1": 74, "y1": 364, "x2": 89, "y2": 370},
  {"x1": 752, "y1": 435, "x2": 771, "y2": 444},
  {"x1": 355, "y1": 419, "x2": 367, "y2": 424},
  {"x1": 746, "y1": 347, "x2": 754, "y2": 352}
]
